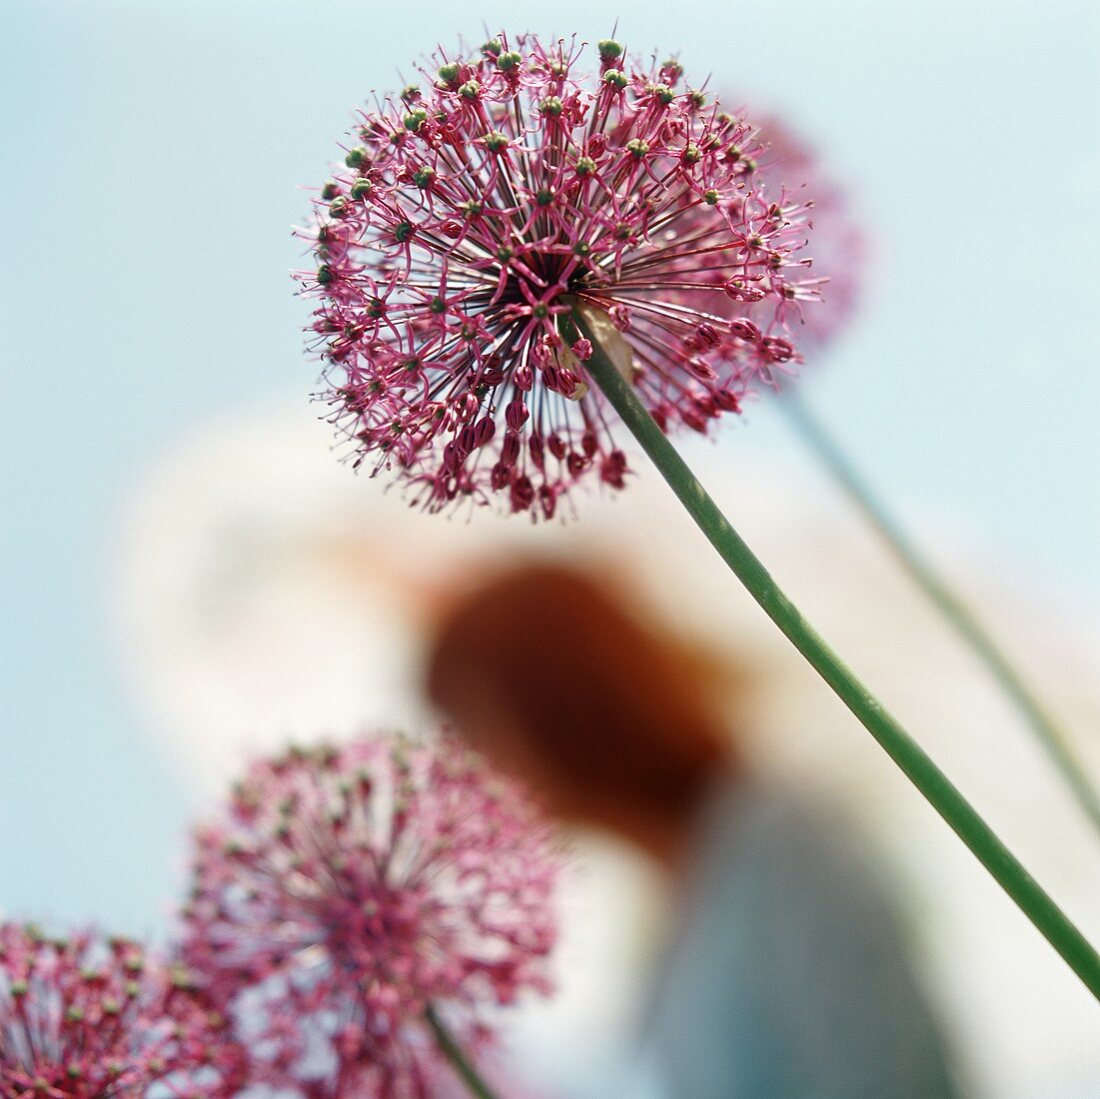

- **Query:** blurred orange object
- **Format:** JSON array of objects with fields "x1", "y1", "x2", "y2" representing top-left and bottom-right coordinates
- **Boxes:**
[{"x1": 426, "y1": 562, "x2": 741, "y2": 867}]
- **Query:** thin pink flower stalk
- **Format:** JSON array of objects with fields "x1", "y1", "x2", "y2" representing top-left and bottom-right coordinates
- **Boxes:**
[
  {"x1": 0, "y1": 923, "x2": 246, "y2": 1098},
  {"x1": 180, "y1": 732, "x2": 562, "y2": 1098},
  {"x1": 296, "y1": 33, "x2": 821, "y2": 519}
]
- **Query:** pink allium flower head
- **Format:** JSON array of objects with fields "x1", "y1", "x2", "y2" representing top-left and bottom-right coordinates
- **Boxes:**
[
  {"x1": 0, "y1": 923, "x2": 246, "y2": 1097},
  {"x1": 296, "y1": 33, "x2": 821, "y2": 519},
  {"x1": 180, "y1": 732, "x2": 562, "y2": 1098},
  {"x1": 682, "y1": 105, "x2": 865, "y2": 354},
  {"x1": 752, "y1": 114, "x2": 864, "y2": 350}
]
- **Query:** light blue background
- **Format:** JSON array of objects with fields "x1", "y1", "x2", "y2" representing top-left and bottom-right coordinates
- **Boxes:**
[{"x1": 1, "y1": 0, "x2": 1097, "y2": 944}]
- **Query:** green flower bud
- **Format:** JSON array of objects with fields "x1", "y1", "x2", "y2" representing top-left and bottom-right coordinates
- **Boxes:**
[
  {"x1": 437, "y1": 62, "x2": 461, "y2": 86},
  {"x1": 344, "y1": 146, "x2": 369, "y2": 169}
]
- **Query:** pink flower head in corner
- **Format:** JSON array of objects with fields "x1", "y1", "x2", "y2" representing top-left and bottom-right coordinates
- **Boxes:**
[
  {"x1": 180, "y1": 731, "x2": 562, "y2": 1098},
  {"x1": 296, "y1": 33, "x2": 822, "y2": 519},
  {"x1": 0, "y1": 924, "x2": 247, "y2": 1097}
]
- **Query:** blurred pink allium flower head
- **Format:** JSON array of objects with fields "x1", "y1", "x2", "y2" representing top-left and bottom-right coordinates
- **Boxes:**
[
  {"x1": 0, "y1": 923, "x2": 246, "y2": 1097},
  {"x1": 180, "y1": 731, "x2": 562, "y2": 1098},
  {"x1": 720, "y1": 108, "x2": 866, "y2": 352},
  {"x1": 296, "y1": 32, "x2": 824, "y2": 519}
]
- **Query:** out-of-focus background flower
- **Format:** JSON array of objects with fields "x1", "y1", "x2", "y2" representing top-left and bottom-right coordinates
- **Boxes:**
[{"x1": 1, "y1": 2, "x2": 1098, "y2": 1096}]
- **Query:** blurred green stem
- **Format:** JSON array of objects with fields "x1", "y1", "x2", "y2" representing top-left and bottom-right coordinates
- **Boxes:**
[
  {"x1": 572, "y1": 304, "x2": 1100, "y2": 1001},
  {"x1": 425, "y1": 1004, "x2": 498, "y2": 1099},
  {"x1": 781, "y1": 387, "x2": 1100, "y2": 836}
]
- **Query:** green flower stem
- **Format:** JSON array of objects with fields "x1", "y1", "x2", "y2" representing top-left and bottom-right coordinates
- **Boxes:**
[
  {"x1": 781, "y1": 387, "x2": 1100, "y2": 836},
  {"x1": 571, "y1": 304, "x2": 1100, "y2": 1000},
  {"x1": 425, "y1": 1004, "x2": 499, "y2": 1099}
]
